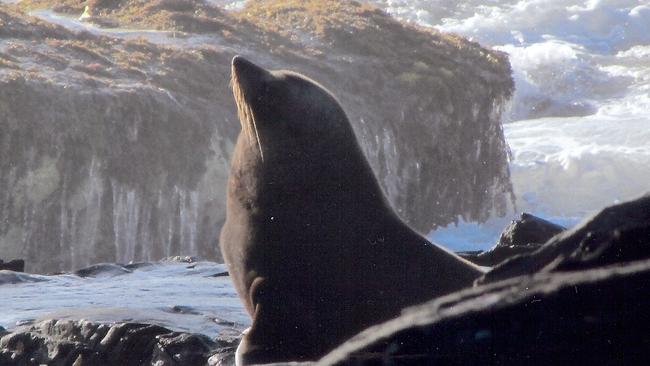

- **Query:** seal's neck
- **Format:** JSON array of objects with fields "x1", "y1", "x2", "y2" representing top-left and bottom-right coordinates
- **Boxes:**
[{"x1": 228, "y1": 132, "x2": 392, "y2": 225}]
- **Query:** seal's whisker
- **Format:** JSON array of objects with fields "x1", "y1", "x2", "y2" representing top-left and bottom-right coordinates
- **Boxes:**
[
  {"x1": 232, "y1": 77, "x2": 253, "y2": 143},
  {"x1": 232, "y1": 75, "x2": 264, "y2": 161},
  {"x1": 249, "y1": 112, "x2": 264, "y2": 162},
  {"x1": 243, "y1": 106, "x2": 256, "y2": 154}
]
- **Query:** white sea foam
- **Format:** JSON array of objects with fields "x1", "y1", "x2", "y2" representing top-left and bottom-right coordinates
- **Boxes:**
[
  {"x1": 366, "y1": 1, "x2": 650, "y2": 250},
  {"x1": 437, "y1": 112, "x2": 650, "y2": 252},
  {"x1": 506, "y1": 116, "x2": 650, "y2": 214},
  {"x1": 617, "y1": 44, "x2": 650, "y2": 58},
  {"x1": 374, "y1": 0, "x2": 650, "y2": 50}
]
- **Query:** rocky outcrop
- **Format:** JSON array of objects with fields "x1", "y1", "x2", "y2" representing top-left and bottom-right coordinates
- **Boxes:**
[
  {"x1": 480, "y1": 194, "x2": 650, "y2": 283},
  {"x1": 0, "y1": 259, "x2": 25, "y2": 272},
  {"x1": 1, "y1": 1, "x2": 514, "y2": 272},
  {"x1": 317, "y1": 194, "x2": 650, "y2": 365},
  {"x1": 0, "y1": 319, "x2": 238, "y2": 366},
  {"x1": 459, "y1": 213, "x2": 565, "y2": 266},
  {"x1": 0, "y1": 11, "x2": 236, "y2": 273}
]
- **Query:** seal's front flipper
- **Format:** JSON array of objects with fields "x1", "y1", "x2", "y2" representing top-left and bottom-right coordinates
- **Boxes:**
[{"x1": 237, "y1": 279, "x2": 319, "y2": 365}]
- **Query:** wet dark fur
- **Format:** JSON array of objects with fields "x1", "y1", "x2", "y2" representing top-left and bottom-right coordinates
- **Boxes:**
[{"x1": 220, "y1": 56, "x2": 483, "y2": 364}]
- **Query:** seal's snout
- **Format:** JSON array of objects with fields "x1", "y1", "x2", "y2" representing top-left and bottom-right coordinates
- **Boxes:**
[
  {"x1": 232, "y1": 55, "x2": 256, "y2": 73},
  {"x1": 231, "y1": 56, "x2": 269, "y2": 92}
]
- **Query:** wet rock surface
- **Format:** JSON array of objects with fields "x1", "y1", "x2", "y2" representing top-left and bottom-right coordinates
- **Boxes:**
[
  {"x1": 459, "y1": 213, "x2": 566, "y2": 267},
  {"x1": 317, "y1": 195, "x2": 650, "y2": 365},
  {"x1": 0, "y1": 319, "x2": 239, "y2": 366},
  {"x1": 74, "y1": 263, "x2": 133, "y2": 278},
  {"x1": 0, "y1": 270, "x2": 46, "y2": 285},
  {"x1": 0, "y1": 0, "x2": 514, "y2": 273}
]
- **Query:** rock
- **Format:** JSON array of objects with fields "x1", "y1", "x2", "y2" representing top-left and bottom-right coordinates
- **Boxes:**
[
  {"x1": 106, "y1": 323, "x2": 170, "y2": 365},
  {"x1": 0, "y1": 271, "x2": 46, "y2": 285},
  {"x1": 317, "y1": 195, "x2": 650, "y2": 365},
  {"x1": 319, "y1": 260, "x2": 650, "y2": 365},
  {"x1": 122, "y1": 262, "x2": 155, "y2": 271},
  {"x1": 166, "y1": 305, "x2": 201, "y2": 315},
  {"x1": 162, "y1": 256, "x2": 199, "y2": 264},
  {"x1": 0, "y1": 331, "x2": 48, "y2": 366},
  {"x1": 459, "y1": 213, "x2": 565, "y2": 266},
  {"x1": 74, "y1": 263, "x2": 132, "y2": 278},
  {"x1": 80, "y1": 16, "x2": 121, "y2": 29},
  {"x1": 0, "y1": 320, "x2": 232, "y2": 366},
  {"x1": 1, "y1": 1, "x2": 513, "y2": 273},
  {"x1": 480, "y1": 194, "x2": 650, "y2": 284},
  {"x1": 498, "y1": 213, "x2": 566, "y2": 247},
  {"x1": 207, "y1": 335, "x2": 241, "y2": 366},
  {"x1": 154, "y1": 333, "x2": 216, "y2": 366},
  {"x1": 208, "y1": 271, "x2": 229, "y2": 278},
  {"x1": 0, "y1": 259, "x2": 25, "y2": 272}
]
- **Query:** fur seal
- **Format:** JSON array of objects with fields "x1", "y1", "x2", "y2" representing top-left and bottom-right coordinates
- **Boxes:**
[{"x1": 220, "y1": 56, "x2": 484, "y2": 364}]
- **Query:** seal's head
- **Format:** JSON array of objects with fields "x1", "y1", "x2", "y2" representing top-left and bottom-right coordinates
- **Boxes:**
[{"x1": 231, "y1": 56, "x2": 360, "y2": 165}]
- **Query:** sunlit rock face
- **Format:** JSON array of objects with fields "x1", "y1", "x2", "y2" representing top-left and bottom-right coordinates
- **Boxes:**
[
  {"x1": 0, "y1": 1, "x2": 513, "y2": 272},
  {"x1": 0, "y1": 13, "x2": 236, "y2": 272},
  {"x1": 0, "y1": 79, "x2": 234, "y2": 273},
  {"x1": 0, "y1": 62, "x2": 237, "y2": 272}
]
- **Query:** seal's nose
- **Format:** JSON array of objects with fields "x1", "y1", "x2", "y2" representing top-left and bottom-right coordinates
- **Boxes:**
[
  {"x1": 232, "y1": 55, "x2": 251, "y2": 70},
  {"x1": 231, "y1": 56, "x2": 273, "y2": 98},
  {"x1": 232, "y1": 56, "x2": 265, "y2": 80}
]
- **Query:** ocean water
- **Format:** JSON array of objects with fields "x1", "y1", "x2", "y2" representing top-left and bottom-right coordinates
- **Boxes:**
[
  {"x1": 373, "y1": 0, "x2": 650, "y2": 250},
  {"x1": 0, "y1": 260, "x2": 250, "y2": 336}
]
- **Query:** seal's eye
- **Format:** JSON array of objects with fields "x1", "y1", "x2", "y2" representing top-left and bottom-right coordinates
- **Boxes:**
[
  {"x1": 258, "y1": 83, "x2": 274, "y2": 103},
  {"x1": 261, "y1": 82, "x2": 286, "y2": 105}
]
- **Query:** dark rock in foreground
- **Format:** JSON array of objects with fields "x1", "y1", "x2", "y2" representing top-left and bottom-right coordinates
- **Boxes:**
[
  {"x1": 0, "y1": 319, "x2": 239, "y2": 366},
  {"x1": 0, "y1": 259, "x2": 25, "y2": 272},
  {"x1": 318, "y1": 195, "x2": 650, "y2": 365},
  {"x1": 459, "y1": 213, "x2": 565, "y2": 267},
  {"x1": 320, "y1": 260, "x2": 650, "y2": 365},
  {"x1": 480, "y1": 194, "x2": 650, "y2": 283}
]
